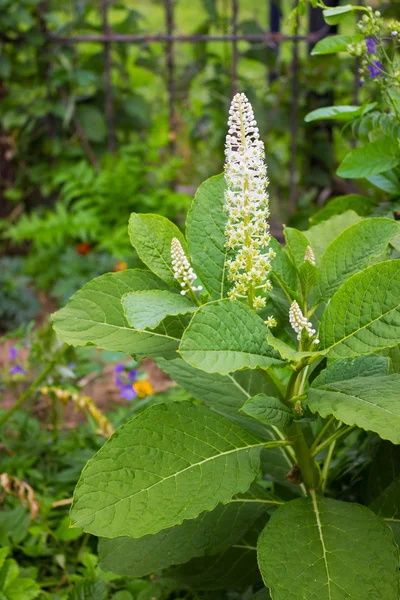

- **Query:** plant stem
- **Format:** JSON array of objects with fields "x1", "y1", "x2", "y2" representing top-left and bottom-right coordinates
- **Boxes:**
[
  {"x1": 260, "y1": 367, "x2": 285, "y2": 400},
  {"x1": 310, "y1": 415, "x2": 336, "y2": 455},
  {"x1": 0, "y1": 352, "x2": 63, "y2": 428},
  {"x1": 311, "y1": 425, "x2": 355, "y2": 457},
  {"x1": 320, "y1": 437, "x2": 337, "y2": 493}
]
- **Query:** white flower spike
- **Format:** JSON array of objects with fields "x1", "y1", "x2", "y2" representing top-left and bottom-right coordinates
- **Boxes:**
[
  {"x1": 224, "y1": 92, "x2": 275, "y2": 313},
  {"x1": 304, "y1": 245, "x2": 316, "y2": 266},
  {"x1": 289, "y1": 300, "x2": 319, "y2": 345},
  {"x1": 171, "y1": 238, "x2": 202, "y2": 296}
]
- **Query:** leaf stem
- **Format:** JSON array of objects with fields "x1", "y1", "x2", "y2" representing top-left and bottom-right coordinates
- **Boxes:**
[
  {"x1": 320, "y1": 436, "x2": 337, "y2": 493},
  {"x1": 311, "y1": 425, "x2": 355, "y2": 457},
  {"x1": 259, "y1": 367, "x2": 285, "y2": 400},
  {"x1": 310, "y1": 416, "x2": 336, "y2": 455}
]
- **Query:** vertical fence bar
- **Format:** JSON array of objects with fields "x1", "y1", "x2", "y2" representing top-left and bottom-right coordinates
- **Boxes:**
[
  {"x1": 102, "y1": 0, "x2": 115, "y2": 153},
  {"x1": 232, "y1": 0, "x2": 239, "y2": 96},
  {"x1": 165, "y1": 0, "x2": 176, "y2": 152},
  {"x1": 289, "y1": 4, "x2": 299, "y2": 216},
  {"x1": 269, "y1": 0, "x2": 281, "y2": 83}
]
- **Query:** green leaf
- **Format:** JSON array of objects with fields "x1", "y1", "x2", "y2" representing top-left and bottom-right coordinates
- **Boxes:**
[
  {"x1": 310, "y1": 195, "x2": 374, "y2": 226},
  {"x1": 284, "y1": 227, "x2": 309, "y2": 268},
  {"x1": 305, "y1": 103, "x2": 375, "y2": 123},
  {"x1": 258, "y1": 494, "x2": 399, "y2": 599},
  {"x1": 368, "y1": 443, "x2": 400, "y2": 540},
  {"x1": 337, "y1": 137, "x2": 400, "y2": 179},
  {"x1": 155, "y1": 358, "x2": 275, "y2": 422},
  {"x1": 77, "y1": 106, "x2": 107, "y2": 143},
  {"x1": 367, "y1": 169, "x2": 400, "y2": 196},
  {"x1": 316, "y1": 218, "x2": 400, "y2": 301},
  {"x1": 312, "y1": 355, "x2": 389, "y2": 387},
  {"x1": 71, "y1": 402, "x2": 268, "y2": 538},
  {"x1": 69, "y1": 579, "x2": 108, "y2": 600},
  {"x1": 179, "y1": 300, "x2": 283, "y2": 375},
  {"x1": 52, "y1": 270, "x2": 183, "y2": 359},
  {"x1": 269, "y1": 237, "x2": 298, "y2": 298},
  {"x1": 266, "y1": 333, "x2": 322, "y2": 363},
  {"x1": 128, "y1": 214, "x2": 188, "y2": 287},
  {"x1": 323, "y1": 4, "x2": 360, "y2": 25},
  {"x1": 319, "y1": 260, "x2": 400, "y2": 358},
  {"x1": 298, "y1": 260, "x2": 318, "y2": 297},
  {"x1": 186, "y1": 174, "x2": 228, "y2": 299},
  {"x1": 305, "y1": 211, "x2": 362, "y2": 262},
  {"x1": 306, "y1": 374, "x2": 400, "y2": 443},
  {"x1": 311, "y1": 34, "x2": 364, "y2": 55},
  {"x1": 122, "y1": 290, "x2": 196, "y2": 330},
  {"x1": 98, "y1": 486, "x2": 275, "y2": 577},
  {"x1": 168, "y1": 517, "x2": 264, "y2": 590},
  {"x1": 241, "y1": 394, "x2": 293, "y2": 428}
]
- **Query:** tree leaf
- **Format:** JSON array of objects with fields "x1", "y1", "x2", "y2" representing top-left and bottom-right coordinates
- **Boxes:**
[
  {"x1": 319, "y1": 260, "x2": 400, "y2": 358},
  {"x1": 311, "y1": 34, "x2": 365, "y2": 55},
  {"x1": 306, "y1": 375, "x2": 400, "y2": 443},
  {"x1": 241, "y1": 394, "x2": 293, "y2": 428},
  {"x1": 316, "y1": 218, "x2": 400, "y2": 301},
  {"x1": 310, "y1": 195, "x2": 375, "y2": 226},
  {"x1": 52, "y1": 270, "x2": 183, "y2": 359},
  {"x1": 186, "y1": 174, "x2": 228, "y2": 299},
  {"x1": 122, "y1": 290, "x2": 196, "y2": 330},
  {"x1": 128, "y1": 213, "x2": 188, "y2": 287},
  {"x1": 323, "y1": 4, "x2": 361, "y2": 25},
  {"x1": 179, "y1": 300, "x2": 283, "y2": 375},
  {"x1": 269, "y1": 237, "x2": 298, "y2": 298},
  {"x1": 312, "y1": 355, "x2": 389, "y2": 387},
  {"x1": 98, "y1": 486, "x2": 276, "y2": 577},
  {"x1": 70, "y1": 402, "x2": 268, "y2": 538},
  {"x1": 337, "y1": 137, "x2": 400, "y2": 179},
  {"x1": 258, "y1": 494, "x2": 400, "y2": 600},
  {"x1": 305, "y1": 103, "x2": 375, "y2": 122}
]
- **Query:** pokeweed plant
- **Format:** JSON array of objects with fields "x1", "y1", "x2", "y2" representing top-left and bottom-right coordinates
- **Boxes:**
[{"x1": 52, "y1": 93, "x2": 400, "y2": 599}]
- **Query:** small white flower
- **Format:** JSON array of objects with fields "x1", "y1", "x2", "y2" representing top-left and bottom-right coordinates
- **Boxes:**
[
  {"x1": 264, "y1": 316, "x2": 277, "y2": 328},
  {"x1": 171, "y1": 238, "x2": 202, "y2": 296},
  {"x1": 289, "y1": 301, "x2": 319, "y2": 345},
  {"x1": 304, "y1": 245, "x2": 316, "y2": 266},
  {"x1": 224, "y1": 93, "x2": 275, "y2": 311}
]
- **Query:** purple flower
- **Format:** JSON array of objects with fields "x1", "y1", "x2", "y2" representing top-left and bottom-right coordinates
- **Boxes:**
[
  {"x1": 115, "y1": 375, "x2": 123, "y2": 387},
  {"x1": 127, "y1": 369, "x2": 138, "y2": 382},
  {"x1": 9, "y1": 347, "x2": 18, "y2": 361},
  {"x1": 366, "y1": 37, "x2": 376, "y2": 54},
  {"x1": 119, "y1": 384, "x2": 137, "y2": 401},
  {"x1": 10, "y1": 365, "x2": 26, "y2": 376},
  {"x1": 368, "y1": 60, "x2": 383, "y2": 79},
  {"x1": 114, "y1": 363, "x2": 125, "y2": 374}
]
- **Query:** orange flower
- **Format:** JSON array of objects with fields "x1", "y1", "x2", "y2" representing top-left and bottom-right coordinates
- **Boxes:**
[
  {"x1": 76, "y1": 242, "x2": 92, "y2": 255},
  {"x1": 133, "y1": 380, "x2": 154, "y2": 398},
  {"x1": 114, "y1": 260, "x2": 128, "y2": 272}
]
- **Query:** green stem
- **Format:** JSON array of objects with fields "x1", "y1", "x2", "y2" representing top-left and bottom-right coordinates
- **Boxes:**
[
  {"x1": 259, "y1": 368, "x2": 285, "y2": 400},
  {"x1": 320, "y1": 437, "x2": 337, "y2": 493},
  {"x1": 310, "y1": 415, "x2": 336, "y2": 455},
  {"x1": 0, "y1": 352, "x2": 63, "y2": 428},
  {"x1": 311, "y1": 425, "x2": 355, "y2": 457}
]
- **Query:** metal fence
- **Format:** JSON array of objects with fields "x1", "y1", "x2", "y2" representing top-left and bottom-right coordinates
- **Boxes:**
[{"x1": 4, "y1": 0, "x2": 341, "y2": 210}]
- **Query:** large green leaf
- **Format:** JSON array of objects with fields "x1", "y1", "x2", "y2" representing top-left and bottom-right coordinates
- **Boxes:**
[
  {"x1": 98, "y1": 486, "x2": 277, "y2": 577},
  {"x1": 311, "y1": 34, "x2": 364, "y2": 55},
  {"x1": 306, "y1": 375, "x2": 400, "y2": 443},
  {"x1": 122, "y1": 290, "x2": 196, "y2": 330},
  {"x1": 52, "y1": 270, "x2": 183, "y2": 359},
  {"x1": 155, "y1": 357, "x2": 274, "y2": 421},
  {"x1": 168, "y1": 517, "x2": 265, "y2": 590},
  {"x1": 310, "y1": 195, "x2": 375, "y2": 226},
  {"x1": 186, "y1": 174, "x2": 228, "y2": 299},
  {"x1": 316, "y1": 218, "x2": 400, "y2": 301},
  {"x1": 258, "y1": 494, "x2": 399, "y2": 600},
  {"x1": 305, "y1": 211, "x2": 362, "y2": 262},
  {"x1": 241, "y1": 394, "x2": 293, "y2": 429},
  {"x1": 128, "y1": 213, "x2": 187, "y2": 287},
  {"x1": 70, "y1": 402, "x2": 269, "y2": 538},
  {"x1": 319, "y1": 260, "x2": 400, "y2": 358},
  {"x1": 305, "y1": 104, "x2": 374, "y2": 123},
  {"x1": 312, "y1": 355, "x2": 389, "y2": 387},
  {"x1": 367, "y1": 169, "x2": 400, "y2": 196},
  {"x1": 323, "y1": 4, "x2": 362, "y2": 25},
  {"x1": 269, "y1": 237, "x2": 298, "y2": 299},
  {"x1": 337, "y1": 137, "x2": 400, "y2": 179},
  {"x1": 179, "y1": 300, "x2": 283, "y2": 375}
]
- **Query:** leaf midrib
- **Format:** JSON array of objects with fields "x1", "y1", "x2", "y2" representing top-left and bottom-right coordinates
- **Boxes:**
[{"x1": 311, "y1": 491, "x2": 333, "y2": 600}]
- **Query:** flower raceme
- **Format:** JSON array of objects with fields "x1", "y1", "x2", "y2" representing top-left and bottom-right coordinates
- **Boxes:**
[
  {"x1": 224, "y1": 93, "x2": 275, "y2": 312},
  {"x1": 289, "y1": 300, "x2": 319, "y2": 345},
  {"x1": 171, "y1": 237, "x2": 202, "y2": 297}
]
